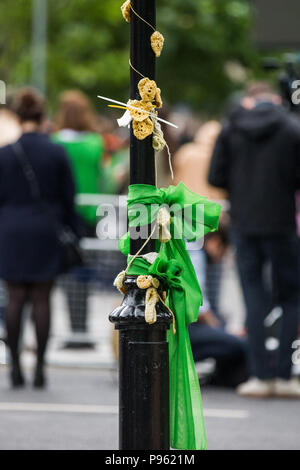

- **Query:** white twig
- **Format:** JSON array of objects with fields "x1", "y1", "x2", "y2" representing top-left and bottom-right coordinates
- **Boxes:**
[{"x1": 97, "y1": 95, "x2": 178, "y2": 129}]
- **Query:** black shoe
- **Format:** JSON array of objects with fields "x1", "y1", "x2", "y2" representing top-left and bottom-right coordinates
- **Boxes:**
[
  {"x1": 33, "y1": 363, "x2": 46, "y2": 389},
  {"x1": 10, "y1": 362, "x2": 25, "y2": 388}
]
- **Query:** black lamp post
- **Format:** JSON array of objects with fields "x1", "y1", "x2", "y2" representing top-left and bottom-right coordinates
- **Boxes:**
[{"x1": 109, "y1": 0, "x2": 172, "y2": 451}]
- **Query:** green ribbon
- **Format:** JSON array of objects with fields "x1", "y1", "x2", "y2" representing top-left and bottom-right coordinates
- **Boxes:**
[{"x1": 119, "y1": 182, "x2": 221, "y2": 450}]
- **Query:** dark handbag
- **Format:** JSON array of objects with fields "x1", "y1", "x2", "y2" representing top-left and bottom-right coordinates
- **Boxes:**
[{"x1": 12, "y1": 141, "x2": 84, "y2": 271}]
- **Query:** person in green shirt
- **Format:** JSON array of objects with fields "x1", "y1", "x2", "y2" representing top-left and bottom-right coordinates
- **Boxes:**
[
  {"x1": 53, "y1": 90, "x2": 104, "y2": 235},
  {"x1": 53, "y1": 90, "x2": 104, "y2": 346}
]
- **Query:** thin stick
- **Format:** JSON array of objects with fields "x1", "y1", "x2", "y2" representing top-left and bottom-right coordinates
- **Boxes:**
[
  {"x1": 97, "y1": 95, "x2": 178, "y2": 129},
  {"x1": 108, "y1": 105, "x2": 128, "y2": 110}
]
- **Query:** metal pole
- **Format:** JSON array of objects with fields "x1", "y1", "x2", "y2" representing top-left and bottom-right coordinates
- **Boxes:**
[
  {"x1": 110, "y1": 0, "x2": 172, "y2": 450},
  {"x1": 31, "y1": 0, "x2": 47, "y2": 95}
]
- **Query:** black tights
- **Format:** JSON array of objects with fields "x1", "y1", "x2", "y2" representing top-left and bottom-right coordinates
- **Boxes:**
[{"x1": 5, "y1": 281, "x2": 53, "y2": 365}]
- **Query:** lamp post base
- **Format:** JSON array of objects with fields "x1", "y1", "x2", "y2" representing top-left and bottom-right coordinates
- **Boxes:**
[{"x1": 109, "y1": 276, "x2": 172, "y2": 450}]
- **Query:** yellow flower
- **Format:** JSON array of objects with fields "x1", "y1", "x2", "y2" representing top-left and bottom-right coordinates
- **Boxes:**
[
  {"x1": 133, "y1": 118, "x2": 154, "y2": 140},
  {"x1": 127, "y1": 99, "x2": 152, "y2": 122},
  {"x1": 121, "y1": 0, "x2": 131, "y2": 23},
  {"x1": 138, "y1": 77, "x2": 157, "y2": 103},
  {"x1": 151, "y1": 31, "x2": 165, "y2": 58}
]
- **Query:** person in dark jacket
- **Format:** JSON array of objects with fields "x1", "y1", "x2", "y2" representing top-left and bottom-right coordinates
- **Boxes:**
[
  {"x1": 0, "y1": 88, "x2": 79, "y2": 388},
  {"x1": 208, "y1": 82, "x2": 300, "y2": 398}
]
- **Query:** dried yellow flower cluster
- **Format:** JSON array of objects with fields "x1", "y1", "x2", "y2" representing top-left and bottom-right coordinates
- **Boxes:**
[
  {"x1": 120, "y1": 2, "x2": 167, "y2": 146},
  {"x1": 128, "y1": 78, "x2": 163, "y2": 140},
  {"x1": 137, "y1": 275, "x2": 160, "y2": 290},
  {"x1": 138, "y1": 78, "x2": 157, "y2": 103},
  {"x1": 132, "y1": 118, "x2": 154, "y2": 140},
  {"x1": 121, "y1": 0, "x2": 131, "y2": 22},
  {"x1": 127, "y1": 100, "x2": 153, "y2": 122},
  {"x1": 151, "y1": 31, "x2": 164, "y2": 58}
]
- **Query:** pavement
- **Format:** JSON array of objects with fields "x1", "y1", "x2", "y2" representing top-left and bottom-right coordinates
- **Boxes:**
[
  {"x1": 0, "y1": 365, "x2": 299, "y2": 450},
  {"x1": 0, "y1": 254, "x2": 299, "y2": 451}
]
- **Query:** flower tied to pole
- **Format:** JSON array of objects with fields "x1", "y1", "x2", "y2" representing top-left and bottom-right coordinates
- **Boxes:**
[{"x1": 137, "y1": 275, "x2": 159, "y2": 325}]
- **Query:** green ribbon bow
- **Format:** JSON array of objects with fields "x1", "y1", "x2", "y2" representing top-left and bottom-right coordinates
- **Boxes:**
[{"x1": 119, "y1": 182, "x2": 221, "y2": 450}]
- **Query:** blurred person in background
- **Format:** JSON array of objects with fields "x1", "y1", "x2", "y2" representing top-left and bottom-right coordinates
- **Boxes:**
[
  {"x1": 188, "y1": 223, "x2": 249, "y2": 388},
  {"x1": 174, "y1": 121, "x2": 227, "y2": 320},
  {"x1": 101, "y1": 126, "x2": 129, "y2": 195},
  {"x1": 53, "y1": 91, "x2": 105, "y2": 347},
  {"x1": 102, "y1": 143, "x2": 129, "y2": 195},
  {"x1": 174, "y1": 121, "x2": 249, "y2": 386},
  {"x1": 204, "y1": 223, "x2": 230, "y2": 323},
  {"x1": 54, "y1": 90, "x2": 104, "y2": 235},
  {"x1": 174, "y1": 120, "x2": 226, "y2": 201},
  {"x1": 0, "y1": 88, "x2": 79, "y2": 387},
  {"x1": 174, "y1": 120, "x2": 228, "y2": 314},
  {"x1": 209, "y1": 82, "x2": 300, "y2": 398}
]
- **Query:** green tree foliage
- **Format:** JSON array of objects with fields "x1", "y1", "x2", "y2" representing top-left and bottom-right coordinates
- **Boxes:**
[{"x1": 0, "y1": 0, "x2": 259, "y2": 114}]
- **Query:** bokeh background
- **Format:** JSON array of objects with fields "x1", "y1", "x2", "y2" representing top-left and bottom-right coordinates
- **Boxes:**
[{"x1": 0, "y1": 0, "x2": 282, "y2": 113}]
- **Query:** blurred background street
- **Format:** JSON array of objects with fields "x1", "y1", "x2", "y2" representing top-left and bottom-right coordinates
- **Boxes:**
[
  {"x1": 0, "y1": 270, "x2": 299, "y2": 450},
  {"x1": 1, "y1": 366, "x2": 300, "y2": 450}
]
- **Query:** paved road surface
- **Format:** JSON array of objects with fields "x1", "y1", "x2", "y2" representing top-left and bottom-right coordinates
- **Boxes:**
[{"x1": 0, "y1": 366, "x2": 299, "y2": 450}]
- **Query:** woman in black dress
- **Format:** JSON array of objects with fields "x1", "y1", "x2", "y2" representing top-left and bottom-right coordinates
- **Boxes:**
[{"x1": 0, "y1": 89, "x2": 80, "y2": 387}]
